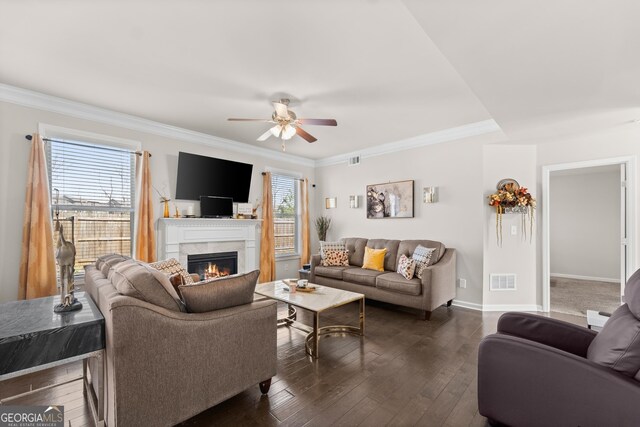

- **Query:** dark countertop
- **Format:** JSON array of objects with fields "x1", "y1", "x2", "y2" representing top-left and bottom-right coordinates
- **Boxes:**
[{"x1": 0, "y1": 292, "x2": 105, "y2": 375}]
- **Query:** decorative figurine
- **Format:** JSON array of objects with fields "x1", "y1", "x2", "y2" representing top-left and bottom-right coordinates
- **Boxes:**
[
  {"x1": 52, "y1": 188, "x2": 82, "y2": 313},
  {"x1": 54, "y1": 221, "x2": 82, "y2": 313}
]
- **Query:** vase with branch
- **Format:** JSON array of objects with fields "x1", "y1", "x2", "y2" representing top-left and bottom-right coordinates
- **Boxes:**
[
  {"x1": 154, "y1": 186, "x2": 171, "y2": 218},
  {"x1": 315, "y1": 216, "x2": 332, "y2": 242},
  {"x1": 488, "y1": 181, "x2": 535, "y2": 247}
]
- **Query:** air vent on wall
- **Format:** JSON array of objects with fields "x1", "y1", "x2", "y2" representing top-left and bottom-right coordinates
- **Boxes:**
[
  {"x1": 348, "y1": 155, "x2": 360, "y2": 166},
  {"x1": 490, "y1": 274, "x2": 517, "y2": 291}
]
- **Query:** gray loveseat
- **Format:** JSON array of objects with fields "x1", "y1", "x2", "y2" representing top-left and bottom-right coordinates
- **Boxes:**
[
  {"x1": 84, "y1": 259, "x2": 277, "y2": 427},
  {"x1": 310, "y1": 238, "x2": 456, "y2": 320}
]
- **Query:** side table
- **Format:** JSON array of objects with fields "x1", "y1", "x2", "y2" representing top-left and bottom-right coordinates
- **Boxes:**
[
  {"x1": 0, "y1": 292, "x2": 105, "y2": 426},
  {"x1": 299, "y1": 268, "x2": 310, "y2": 280}
]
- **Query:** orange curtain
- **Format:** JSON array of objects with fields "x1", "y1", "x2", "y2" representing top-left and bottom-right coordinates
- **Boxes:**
[
  {"x1": 259, "y1": 172, "x2": 275, "y2": 283},
  {"x1": 300, "y1": 178, "x2": 310, "y2": 267},
  {"x1": 135, "y1": 151, "x2": 156, "y2": 262},
  {"x1": 19, "y1": 133, "x2": 57, "y2": 299}
]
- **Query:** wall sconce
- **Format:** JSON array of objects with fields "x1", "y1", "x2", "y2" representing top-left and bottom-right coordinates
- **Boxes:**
[
  {"x1": 325, "y1": 197, "x2": 337, "y2": 209},
  {"x1": 423, "y1": 187, "x2": 438, "y2": 203},
  {"x1": 349, "y1": 195, "x2": 360, "y2": 208}
]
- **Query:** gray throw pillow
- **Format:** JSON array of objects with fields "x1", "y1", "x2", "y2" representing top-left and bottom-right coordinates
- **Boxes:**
[
  {"x1": 111, "y1": 259, "x2": 185, "y2": 312},
  {"x1": 587, "y1": 304, "x2": 640, "y2": 378},
  {"x1": 412, "y1": 245, "x2": 437, "y2": 279},
  {"x1": 179, "y1": 270, "x2": 260, "y2": 313}
]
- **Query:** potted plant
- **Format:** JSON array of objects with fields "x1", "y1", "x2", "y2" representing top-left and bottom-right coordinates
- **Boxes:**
[{"x1": 315, "y1": 216, "x2": 332, "y2": 242}]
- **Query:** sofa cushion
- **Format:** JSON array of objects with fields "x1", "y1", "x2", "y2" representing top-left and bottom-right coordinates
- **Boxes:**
[
  {"x1": 96, "y1": 254, "x2": 131, "y2": 277},
  {"x1": 149, "y1": 258, "x2": 195, "y2": 286},
  {"x1": 587, "y1": 304, "x2": 640, "y2": 378},
  {"x1": 315, "y1": 266, "x2": 349, "y2": 280},
  {"x1": 624, "y1": 268, "x2": 640, "y2": 319},
  {"x1": 412, "y1": 245, "x2": 437, "y2": 279},
  {"x1": 376, "y1": 272, "x2": 422, "y2": 296},
  {"x1": 320, "y1": 241, "x2": 346, "y2": 260},
  {"x1": 178, "y1": 270, "x2": 260, "y2": 313},
  {"x1": 342, "y1": 238, "x2": 368, "y2": 267},
  {"x1": 343, "y1": 267, "x2": 384, "y2": 287},
  {"x1": 397, "y1": 240, "x2": 446, "y2": 266},
  {"x1": 396, "y1": 254, "x2": 416, "y2": 280},
  {"x1": 362, "y1": 247, "x2": 386, "y2": 272},
  {"x1": 366, "y1": 239, "x2": 400, "y2": 271},
  {"x1": 322, "y1": 249, "x2": 350, "y2": 267},
  {"x1": 111, "y1": 260, "x2": 185, "y2": 312}
]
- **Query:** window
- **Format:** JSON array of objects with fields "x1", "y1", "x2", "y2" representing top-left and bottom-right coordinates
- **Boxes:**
[
  {"x1": 271, "y1": 173, "x2": 299, "y2": 256},
  {"x1": 47, "y1": 138, "x2": 135, "y2": 275}
]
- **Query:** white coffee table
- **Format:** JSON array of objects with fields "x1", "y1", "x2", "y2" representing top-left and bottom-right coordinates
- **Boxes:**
[{"x1": 255, "y1": 281, "x2": 364, "y2": 358}]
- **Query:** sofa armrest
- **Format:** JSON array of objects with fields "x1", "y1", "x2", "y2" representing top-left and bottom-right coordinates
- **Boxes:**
[
  {"x1": 497, "y1": 312, "x2": 597, "y2": 357},
  {"x1": 310, "y1": 254, "x2": 321, "y2": 283},
  {"x1": 106, "y1": 295, "x2": 277, "y2": 426},
  {"x1": 422, "y1": 248, "x2": 456, "y2": 311},
  {"x1": 478, "y1": 334, "x2": 640, "y2": 427}
]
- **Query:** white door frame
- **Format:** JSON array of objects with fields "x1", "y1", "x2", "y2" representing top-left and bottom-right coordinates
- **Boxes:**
[{"x1": 542, "y1": 156, "x2": 637, "y2": 312}]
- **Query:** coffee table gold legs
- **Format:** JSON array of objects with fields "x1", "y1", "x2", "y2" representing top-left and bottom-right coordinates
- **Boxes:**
[{"x1": 304, "y1": 297, "x2": 365, "y2": 359}]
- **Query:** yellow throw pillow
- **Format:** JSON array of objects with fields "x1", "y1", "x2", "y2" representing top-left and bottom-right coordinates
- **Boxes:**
[{"x1": 362, "y1": 247, "x2": 387, "y2": 272}]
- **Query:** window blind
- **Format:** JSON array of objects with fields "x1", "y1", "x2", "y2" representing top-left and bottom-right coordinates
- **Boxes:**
[
  {"x1": 47, "y1": 140, "x2": 135, "y2": 211},
  {"x1": 271, "y1": 174, "x2": 298, "y2": 255}
]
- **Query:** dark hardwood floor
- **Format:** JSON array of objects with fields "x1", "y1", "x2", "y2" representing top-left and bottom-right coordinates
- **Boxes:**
[{"x1": 0, "y1": 301, "x2": 585, "y2": 426}]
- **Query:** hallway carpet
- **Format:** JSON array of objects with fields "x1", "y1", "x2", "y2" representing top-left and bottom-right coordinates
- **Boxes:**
[{"x1": 550, "y1": 276, "x2": 621, "y2": 317}]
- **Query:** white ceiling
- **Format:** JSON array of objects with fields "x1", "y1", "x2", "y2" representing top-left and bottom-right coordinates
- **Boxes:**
[{"x1": 1, "y1": 1, "x2": 639, "y2": 159}]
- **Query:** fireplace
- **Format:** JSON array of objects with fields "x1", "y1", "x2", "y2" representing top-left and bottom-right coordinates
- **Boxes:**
[{"x1": 188, "y1": 252, "x2": 238, "y2": 281}]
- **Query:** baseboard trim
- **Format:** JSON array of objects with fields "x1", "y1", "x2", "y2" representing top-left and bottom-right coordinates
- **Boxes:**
[
  {"x1": 482, "y1": 304, "x2": 542, "y2": 312},
  {"x1": 551, "y1": 273, "x2": 619, "y2": 284},
  {"x1": 451, "y1": 300, "x2": 483, "y2": 311}
]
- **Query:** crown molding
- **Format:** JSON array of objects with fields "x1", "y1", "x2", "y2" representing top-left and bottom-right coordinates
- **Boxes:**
[
  {"x1": 0, "y1": 83, "x2": 315, "y2": 167},
  {"x1": 314, "y1": 119, "x2": 501, "y2": 167}
]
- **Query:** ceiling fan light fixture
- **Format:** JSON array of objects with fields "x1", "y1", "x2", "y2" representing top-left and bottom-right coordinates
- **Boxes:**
[
  {"x1": 282, "y1": 124, "x2": 296, "y2": 140},
  {"x1": 270, "y1": 125, "x2": 283, "y2": 137}
]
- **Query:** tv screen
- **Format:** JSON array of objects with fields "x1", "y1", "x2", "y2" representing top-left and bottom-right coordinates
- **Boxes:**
[
  {"x1": 175, "y1": 152, "x2": 253, "y2": 202},
  {"x1": 200, "y1": 196, "x2": 233, "y2": 218}
]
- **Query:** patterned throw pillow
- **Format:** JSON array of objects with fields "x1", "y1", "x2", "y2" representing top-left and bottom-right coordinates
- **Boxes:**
[
  {"x1": 396, "y1": 254, "x2": 416, "y2": 280},
  {"x1": 412, "y1": 245, "x2": 437, "y2": 279},
  {"x1": 149, "y1": 258, "x2": 195, "y2": 286},
  {"x1": 320, "y1": 241, "x2": 346, "y2": 260},
  {"x1": 322, "y1": 249, "x2": 350, "y2": 267}
]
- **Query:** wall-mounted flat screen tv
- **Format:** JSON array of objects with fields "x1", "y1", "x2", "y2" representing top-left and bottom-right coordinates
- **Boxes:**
[{"x1": 175, "y1": 152, "x2": 253, "y2": 202}]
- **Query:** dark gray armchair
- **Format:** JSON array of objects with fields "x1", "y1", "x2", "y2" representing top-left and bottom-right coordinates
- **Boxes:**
[{"x1": 478, "y1": 269, "x2": 640, "y2": 427}]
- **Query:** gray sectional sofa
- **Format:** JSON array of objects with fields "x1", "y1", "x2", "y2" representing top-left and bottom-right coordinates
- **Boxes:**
[{"x1": 309, "y1": 238, "x2": 456, "y2": 320}]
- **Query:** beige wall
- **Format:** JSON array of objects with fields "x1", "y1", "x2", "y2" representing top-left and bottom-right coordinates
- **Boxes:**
[
  {"x1": 482, "y1": 145, "x2": 538, "y2": 309},
  {"x1": 550, "y1": 169, "x2": 620, "y2": 280},
  {"x1": 313, "y1": 134, "x2": 498, "y2": 306},
  {"x1": 0, "y1": 101, "x2": 315, "y2": 302}
]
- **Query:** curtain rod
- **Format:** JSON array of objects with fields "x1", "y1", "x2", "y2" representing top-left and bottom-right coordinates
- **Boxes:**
[
  {"x1": 261, "y1": 172, "x2": 306, "y2": 182},
  {"x1": 25, "y1": 134, "x2": 151, "y2": 157}
]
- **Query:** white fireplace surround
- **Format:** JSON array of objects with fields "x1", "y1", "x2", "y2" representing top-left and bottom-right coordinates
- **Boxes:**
[{"x1": 157, "y1": 218, "x2": 261, "y2": 274}]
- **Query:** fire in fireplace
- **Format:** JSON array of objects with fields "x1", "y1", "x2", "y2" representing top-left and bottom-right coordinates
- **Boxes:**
[{"x1": 187, "y1": 252, "x2": 238, "y2": 281}]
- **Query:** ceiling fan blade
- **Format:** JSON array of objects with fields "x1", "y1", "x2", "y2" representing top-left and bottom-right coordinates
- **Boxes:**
[
  {"x1": 297, "y1": 118, "x2": 337, "y2": 126},
  {"x1": 296, "y1": 127, "x2": 317, "y2": 143},
  {"x1": 257, "y1": 129, "x2": 272, "y2": 141},
  {"x1": 228, "y1": 118, "x2": 271, "y2": 122},
  {"x1": 273, "y1": 102, "x2": 289, "y2": 119}
]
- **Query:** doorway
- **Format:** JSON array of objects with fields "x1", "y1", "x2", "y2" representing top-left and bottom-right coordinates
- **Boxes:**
[{"x1": 542, "y1": 157, "x2": 636, "y2": 313}]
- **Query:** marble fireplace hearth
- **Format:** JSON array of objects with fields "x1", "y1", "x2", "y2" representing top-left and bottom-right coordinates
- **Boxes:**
[{"x1": 157, "y1": 218, "x2": 261, "y2": 274}]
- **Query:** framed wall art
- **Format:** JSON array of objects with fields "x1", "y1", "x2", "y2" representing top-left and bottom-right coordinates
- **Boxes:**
[{"x1": 366, "y1": 180, "x2": 414, "y2": 219}]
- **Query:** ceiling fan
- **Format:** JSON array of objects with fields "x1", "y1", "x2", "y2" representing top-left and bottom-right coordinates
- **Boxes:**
[{"x1": 228, "y1": 99, "x2": 337, "y2": 151}]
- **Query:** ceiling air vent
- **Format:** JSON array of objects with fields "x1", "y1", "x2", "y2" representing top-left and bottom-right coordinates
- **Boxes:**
[
  {"x1": 347, "y1": 155, "x2": 361, "y2": 166},
  {"x1": 490, "y1": 274, "x2": 517, "y2": 291}
]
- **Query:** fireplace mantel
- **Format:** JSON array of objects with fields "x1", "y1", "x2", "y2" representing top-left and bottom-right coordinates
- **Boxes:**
[{"x1": 157, "y1": 218, "x2": 261, "y2": 273}]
